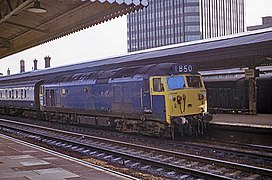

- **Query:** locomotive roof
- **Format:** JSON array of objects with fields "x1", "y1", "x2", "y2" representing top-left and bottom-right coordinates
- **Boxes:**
[
  {"x1": 0, "y1": 80, "x2": 42, "y2": 88},
  {"x1": 1, "y1": 28, "x2": 272, "y2": 82},
  {"x1": 0, "y1": 63, "x2": 200, "y2": 85},
  {"x1": 44, "y1": 63, "x2": 200, "y2": 84}
]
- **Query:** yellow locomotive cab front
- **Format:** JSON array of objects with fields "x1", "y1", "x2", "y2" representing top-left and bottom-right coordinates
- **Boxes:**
[
  {"x1": 164, "y1": 74, "x2": 208, "y2": 124},
  {"x1": 150, "y1": 64, "x2": 212, "y2": 137}
]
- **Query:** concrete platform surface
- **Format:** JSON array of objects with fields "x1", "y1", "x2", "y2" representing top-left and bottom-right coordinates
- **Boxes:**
[
  {"x1": 211, "y1": 114, "x2": 272, "y2": 128},
  {"x1": 0, "y1": 134, "x2": 128, "y2": 180}
]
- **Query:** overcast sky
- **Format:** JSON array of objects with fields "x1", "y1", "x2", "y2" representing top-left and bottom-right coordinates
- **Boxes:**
[{"x1": 1, "y1": 0, "x2": 272, "y2": 75}]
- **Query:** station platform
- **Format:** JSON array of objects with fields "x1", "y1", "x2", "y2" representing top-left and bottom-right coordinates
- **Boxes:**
[
  {"x1": 0, "y1": 134, "x2": 127, "y2": 180},
  {"x1": 211, "y1": 114, "x2": 272, "y2": 128}
]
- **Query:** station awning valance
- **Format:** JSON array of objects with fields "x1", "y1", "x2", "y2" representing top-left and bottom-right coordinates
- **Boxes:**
[{"x1": 0, "y1": 0, "x2": 148, "y2": 59}]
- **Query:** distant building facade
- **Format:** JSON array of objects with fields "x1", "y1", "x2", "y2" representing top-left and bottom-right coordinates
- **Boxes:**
[
  {"x1": 127, "y1": 0, "x2": 245, "y2": 52},
  {"x1": 247, "y1": 16, "x2": 272, "y2": 31}
]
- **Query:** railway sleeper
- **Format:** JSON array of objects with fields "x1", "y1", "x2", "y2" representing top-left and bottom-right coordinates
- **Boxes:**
[
  {"x1": 23, "y1": 110, "x2": 39, "y2": 119},
  {"x1": 0, "y1": 107, "x2": 7, "y2": 115}
]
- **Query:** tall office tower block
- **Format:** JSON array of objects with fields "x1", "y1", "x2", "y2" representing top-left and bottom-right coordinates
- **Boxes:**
[{"x1": 127, "y1": 0, "x2": 245, "y2": 52}]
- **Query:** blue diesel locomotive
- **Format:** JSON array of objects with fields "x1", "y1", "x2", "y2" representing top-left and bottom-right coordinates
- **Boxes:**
[{"x1": 0, "y1": 63, "x2": 212, "y2": 138}]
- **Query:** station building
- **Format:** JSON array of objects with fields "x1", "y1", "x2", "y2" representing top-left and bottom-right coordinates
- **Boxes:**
[
  {"x1": 127, "y1": 0, "x2": 245, "y2": 52},
  {"x1": 247, "y1": 16, "x2": 272, "y2": 31}
]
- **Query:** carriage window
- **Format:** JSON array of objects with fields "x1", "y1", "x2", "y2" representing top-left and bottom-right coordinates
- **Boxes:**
[
  {"x1": 11, "y1": 90, "x2": 14, "y2": 99},
  {"x1": 167, "y1": 76, "x2": 185, "y2": 90},
  {"x1": 186, "y1": 76, "x2": 203, "y2": 88},
  {"x1": 21, "y1": 89, "x2": 23, "y2": 99},
  {"x1": 16, "y1": 90, "x2": 18, "y2": 99},
  {"x1": 153, "y1": 78, "x2": 164, "y2": 92},
  {"x1": 24, "y1": 89, "x2": 27, "y2": 99}
]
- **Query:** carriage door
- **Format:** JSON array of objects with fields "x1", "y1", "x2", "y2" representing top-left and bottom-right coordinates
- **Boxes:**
[
  {"x1": 45, "y1": 89, "x2": 56, "y2": 107},
  {"x1": 55, "y1": 88, "x2": 61, "y2": 107},
  {"x1": 150, "y1": 77, "x2": 166, "y2": 119}
]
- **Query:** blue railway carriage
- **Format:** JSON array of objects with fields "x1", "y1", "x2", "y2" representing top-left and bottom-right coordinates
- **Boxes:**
[
  {"x1": 40, "y1": 63, "x2": 212, "y2": 137},
  {"x1": 0, "y1": 80, "x2": 42, "y2": 116}
]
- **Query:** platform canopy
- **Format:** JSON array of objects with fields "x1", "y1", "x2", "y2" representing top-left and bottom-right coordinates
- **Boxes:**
[{"x1": 0, "y1": 0, "x2": 148, "y2": 59}]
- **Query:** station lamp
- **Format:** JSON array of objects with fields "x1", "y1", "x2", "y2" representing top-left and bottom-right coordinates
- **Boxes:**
[{"x1": 28, "y1": 0, "x2": 47, "y2": 13}]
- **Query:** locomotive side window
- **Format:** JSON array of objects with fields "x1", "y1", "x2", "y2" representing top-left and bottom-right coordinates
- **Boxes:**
[
  {"x1": 186, "y1": 76, "x2": 203, "y2": 88},
  {"x1": 153, "y1": 78, "x2": 164, "y2": 92},
  {"x1": 83, "y1": 87, "x2": 88, "y2": 93},
  {"x1": 167, "y1": 76, "x2": 185, "y2": 90},
  {"x1": 61, "y1": 88, "x2": 68, "y2": 95}
]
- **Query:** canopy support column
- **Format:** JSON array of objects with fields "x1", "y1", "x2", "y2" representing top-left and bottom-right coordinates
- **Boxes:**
[
  {"x1": 246, "y1": 66, "x2": 257, "y2": 115},
  {"x1": 248, "y1": 76, "x2": 257, "y2": 115}
]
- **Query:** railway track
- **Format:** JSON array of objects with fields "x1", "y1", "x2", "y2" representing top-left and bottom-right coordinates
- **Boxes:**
[
  {"x1": 30, "y1": 116, "x2": 272, "y2": 169},
  {"x1": 0, "y1": 118, "x2": 271, "y2": 179}
]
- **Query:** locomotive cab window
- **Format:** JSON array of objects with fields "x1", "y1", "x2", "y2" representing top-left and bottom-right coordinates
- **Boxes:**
[
  {"x1": 167, "y1": 76, "x2": 185, "y2": 90},
  {"x1": 153, "y1": 78, "x2": 164, "y2": 92},
  {"x1": 186, "y1": 76, "x2": 203, "y2": 88}
]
